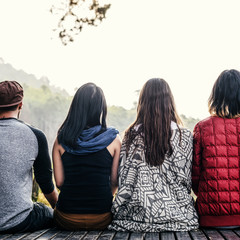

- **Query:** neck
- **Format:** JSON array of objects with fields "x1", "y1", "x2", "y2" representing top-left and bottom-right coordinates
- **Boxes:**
[{"x1": 0, "y1": 110, "x2": 19, "y2": 119}]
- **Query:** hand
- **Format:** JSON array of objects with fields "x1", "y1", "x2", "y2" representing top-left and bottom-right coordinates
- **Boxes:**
[{"x1": 44, "y1": 188, "x2": 59, "y2": 209}]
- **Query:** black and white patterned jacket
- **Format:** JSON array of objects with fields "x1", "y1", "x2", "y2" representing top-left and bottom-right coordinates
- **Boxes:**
[{"x1": 108, "y1": 122, "x2": 199, "y2": 232}]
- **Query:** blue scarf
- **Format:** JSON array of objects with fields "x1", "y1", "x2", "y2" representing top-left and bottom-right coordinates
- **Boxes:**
[{"x1": 62, "y1": 125, "x2": 119, "y2": 155}]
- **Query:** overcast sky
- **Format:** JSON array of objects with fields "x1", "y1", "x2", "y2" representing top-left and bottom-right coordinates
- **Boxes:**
[{"x1": 0, "y1": 0, "x2": 240, "y2": 119}]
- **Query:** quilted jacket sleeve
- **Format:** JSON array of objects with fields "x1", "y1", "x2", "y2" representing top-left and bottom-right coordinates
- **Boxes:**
[{"x1": 192, "y1": 123, "x2": 202, "y2": 196}]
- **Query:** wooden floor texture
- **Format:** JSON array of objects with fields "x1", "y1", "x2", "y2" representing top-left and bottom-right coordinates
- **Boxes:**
[{"x1": 0, "y1": 228, "x2": 240, "y2": 240}]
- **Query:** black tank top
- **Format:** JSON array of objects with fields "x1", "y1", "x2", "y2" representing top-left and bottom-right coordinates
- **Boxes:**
[{"x1": 56, "y1": 148, "x2": 113, "y2": 214}]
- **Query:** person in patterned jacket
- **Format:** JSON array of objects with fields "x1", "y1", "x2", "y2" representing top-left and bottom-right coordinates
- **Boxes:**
[
  {"x1": 192, "y1": 69, "x2": 240, "y2": 228},
  {"x1": 108, "y1": 78, "x2": 199, "y2": 232}
]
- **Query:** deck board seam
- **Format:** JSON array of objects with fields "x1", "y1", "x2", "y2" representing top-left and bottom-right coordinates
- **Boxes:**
[
  {"x1": 79, "y1": 231, "x2": 88, "y2": 240},
  {"x1": 217, "y1": 230, "x2": 229, "y2": 240},
  {"x1": 32, "y1": 229, "x2": 52, "y2": 240},
  {"x1": 201, "y1": 228, "x2": 212, "y2": 240},
  {"x1": 233, "y1": 230, "x2": 240, "y2": 238}
]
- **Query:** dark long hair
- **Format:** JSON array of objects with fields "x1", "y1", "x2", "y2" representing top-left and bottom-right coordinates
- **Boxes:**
[
  {"x1": 58, "y1": 83, "x2": 107, "y2": 147},
  {"x1": 125, "y1": 78, "x2": 182, "y2": 166},
  {"x1": 208, "y1": 69, "x2": 240, "y2": 118}
]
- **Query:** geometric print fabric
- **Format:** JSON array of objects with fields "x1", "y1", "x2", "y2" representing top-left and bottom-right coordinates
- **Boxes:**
[{"x1": 108, "y1": 127, "x2": 199, "y2": 232}]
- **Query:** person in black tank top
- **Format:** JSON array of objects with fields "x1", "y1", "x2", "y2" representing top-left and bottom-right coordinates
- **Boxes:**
[{"x1": 52, "y1": 83, "x2": 121, "y2": 230}]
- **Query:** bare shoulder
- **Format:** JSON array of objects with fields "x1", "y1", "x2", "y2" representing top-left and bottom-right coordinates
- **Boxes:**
[
  {"x1": 53, "y1": 137, "x2": 65, "y2": 155},
  {"x1": 108, "y1": 134, "x2": 121, "y2": 147},
  {"x1": 53, "y1": 137, "x2": 60, "y2": 149},
  {"x1": 107, "y1": 134, "x2": 122, "y2": 157},
  {"x1": 114, "y1": 134, "x2": 122, "y2": 146}
]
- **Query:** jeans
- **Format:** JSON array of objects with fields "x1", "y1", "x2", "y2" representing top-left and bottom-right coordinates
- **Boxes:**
[{"x1": 1, "y1": 202, "x2": 54, "y2": 233}]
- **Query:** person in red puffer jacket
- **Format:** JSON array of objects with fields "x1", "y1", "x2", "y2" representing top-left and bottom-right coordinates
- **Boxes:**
[{"x1": 192, "y1": 69, "x2": 240, "y2": 228}]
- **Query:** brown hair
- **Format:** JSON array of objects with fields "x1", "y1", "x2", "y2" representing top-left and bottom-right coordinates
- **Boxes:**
[{"x1": 125, "y1": 78, "x2": 182, "y2": 166}]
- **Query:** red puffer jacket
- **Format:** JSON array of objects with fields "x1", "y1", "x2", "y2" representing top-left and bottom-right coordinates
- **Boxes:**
[{"x1": 192, "y1": 116, "x2": 240, "y2": 227}]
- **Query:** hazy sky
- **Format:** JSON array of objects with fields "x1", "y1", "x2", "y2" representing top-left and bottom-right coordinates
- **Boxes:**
[{"x1": 0, "y1": 0, "x2": 240, "y2": 119}]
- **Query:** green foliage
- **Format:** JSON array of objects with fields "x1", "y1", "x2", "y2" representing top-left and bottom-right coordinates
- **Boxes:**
[
  {"x1": 0, "y1": 63, "x2": 68, "y2": 96},
  {"x1": 20, "y1": 86, "x2": 200, "y2": 150},
  {"x1": 21, "y1": 85, "x2": 72, "y2": 149},
  {"x1": 108, "y1": 108, "x2": 201, "y2": 136},
  {"x1": 180, "y1": 114, "x2": 200, "y2": 132},
  {"x1": 32, "y1": 177, "x2": 39, "y2": 202},
  {"x1": 21, "y1": 87, "x2": 137, "y2": 146},
  {"x1": 107, "y1": 106, "x2": 136, "y2": 136}
]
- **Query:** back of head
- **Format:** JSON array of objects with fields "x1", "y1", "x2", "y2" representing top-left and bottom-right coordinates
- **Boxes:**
[
  {"x1": 208, "y1": 69, "x2": 240, "y2": 118},
  {"x1": 125, "y1": 78, "x2": 182, "y2": 166},
  {"x1": 58, "y1": 82, "x2": 107, "y2": 148},
  {"x1": 0, "y1": 80, "x2": 23, "y2": 112}
]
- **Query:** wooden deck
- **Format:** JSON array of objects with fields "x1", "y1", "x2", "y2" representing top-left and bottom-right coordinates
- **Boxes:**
[{"x1": 0, "y1": 228, "x2": 240, "y2": 240}]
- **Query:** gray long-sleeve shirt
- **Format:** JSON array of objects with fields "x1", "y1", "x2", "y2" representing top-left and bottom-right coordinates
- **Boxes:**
[{"x1": 0, "y1": 118, "x2": 54, "y2": 231}]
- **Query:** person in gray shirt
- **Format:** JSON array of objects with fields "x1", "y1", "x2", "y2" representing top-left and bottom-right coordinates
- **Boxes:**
[{"x1": 0, "y1": 81, "x2": 58, "y2": 233}]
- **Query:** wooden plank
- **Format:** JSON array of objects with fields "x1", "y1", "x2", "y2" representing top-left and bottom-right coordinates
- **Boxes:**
[
  {"x1": 218, "y1": 230, "x2": 240, "y2": 240},
  {"x1": 145, "y1": 232, "x2": 160, "y2": 240},
  {"x1": 233, "y1": 229, "x2": 240, "y2": 238},
  {"x1": 51, "y1": 231, "x2": 73, "y2": 240},
  {"x1": 98, "y1": 230, "x2": 116, "y2": 240},
  {"x1": 0, "y1": 233, "x2": 28, "y2": 240},
  {"x1": 129, "y1": 232, "x2": 144, "y2": 240},
  {"x1": 0, "y1": 234, "x2": 13, "y2": 240},
  {"x1": 112, "y1": 232, "x2": 130, "y2": 240},
  {"x1": 189, "y1": 229, "x2": 207, "y2": 240},
  {"x1": 67, "y1": 231, "x2": 87, "y2": 240},
  {"x1": 202, "y1": 229, "x2": 224, "y2": 240},
  {"x1": 175, "y1": 231, "x2": 192, "y2": 240},
  {"x1": 17, "y1": 229, "x2": 49, "y2": 240},
  {"x1": 35, "y1": 228, "x2": 59, "y2": 240},
  {"x1": 160, "y1": 232, "x2": 175, "y2": 240},
  {"x1": 4, "y1": 229, "x2": 240, "y2": 240},
  {"x1": 82, "y1": 231, "x2": 102, "y2": 240}
]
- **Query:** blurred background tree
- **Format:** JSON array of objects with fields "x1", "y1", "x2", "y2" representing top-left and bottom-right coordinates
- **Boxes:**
[{"x1": 51, "y1": 0, "x2": 111, "y2": 45}]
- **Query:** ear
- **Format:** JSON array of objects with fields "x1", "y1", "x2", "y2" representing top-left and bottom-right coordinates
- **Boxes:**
[{"x1": 18, "y1": 102, "x2": 23, "y2": 110}]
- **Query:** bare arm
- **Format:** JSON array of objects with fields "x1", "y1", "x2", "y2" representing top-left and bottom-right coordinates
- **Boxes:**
[
  {"x1": 52, "y1": 138, "x2": 65, "y2": 189},
  {"x1": 107, "y1": 135, "x2": 122, "y2": 196},
  {"x1": 44, "y1": 189, "x2": 59, "y2": 209}
]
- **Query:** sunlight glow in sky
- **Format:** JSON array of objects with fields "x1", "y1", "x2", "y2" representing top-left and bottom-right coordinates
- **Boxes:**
[{"x1": 0, "y1": 0, "x2": 240, "y2": 119}]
